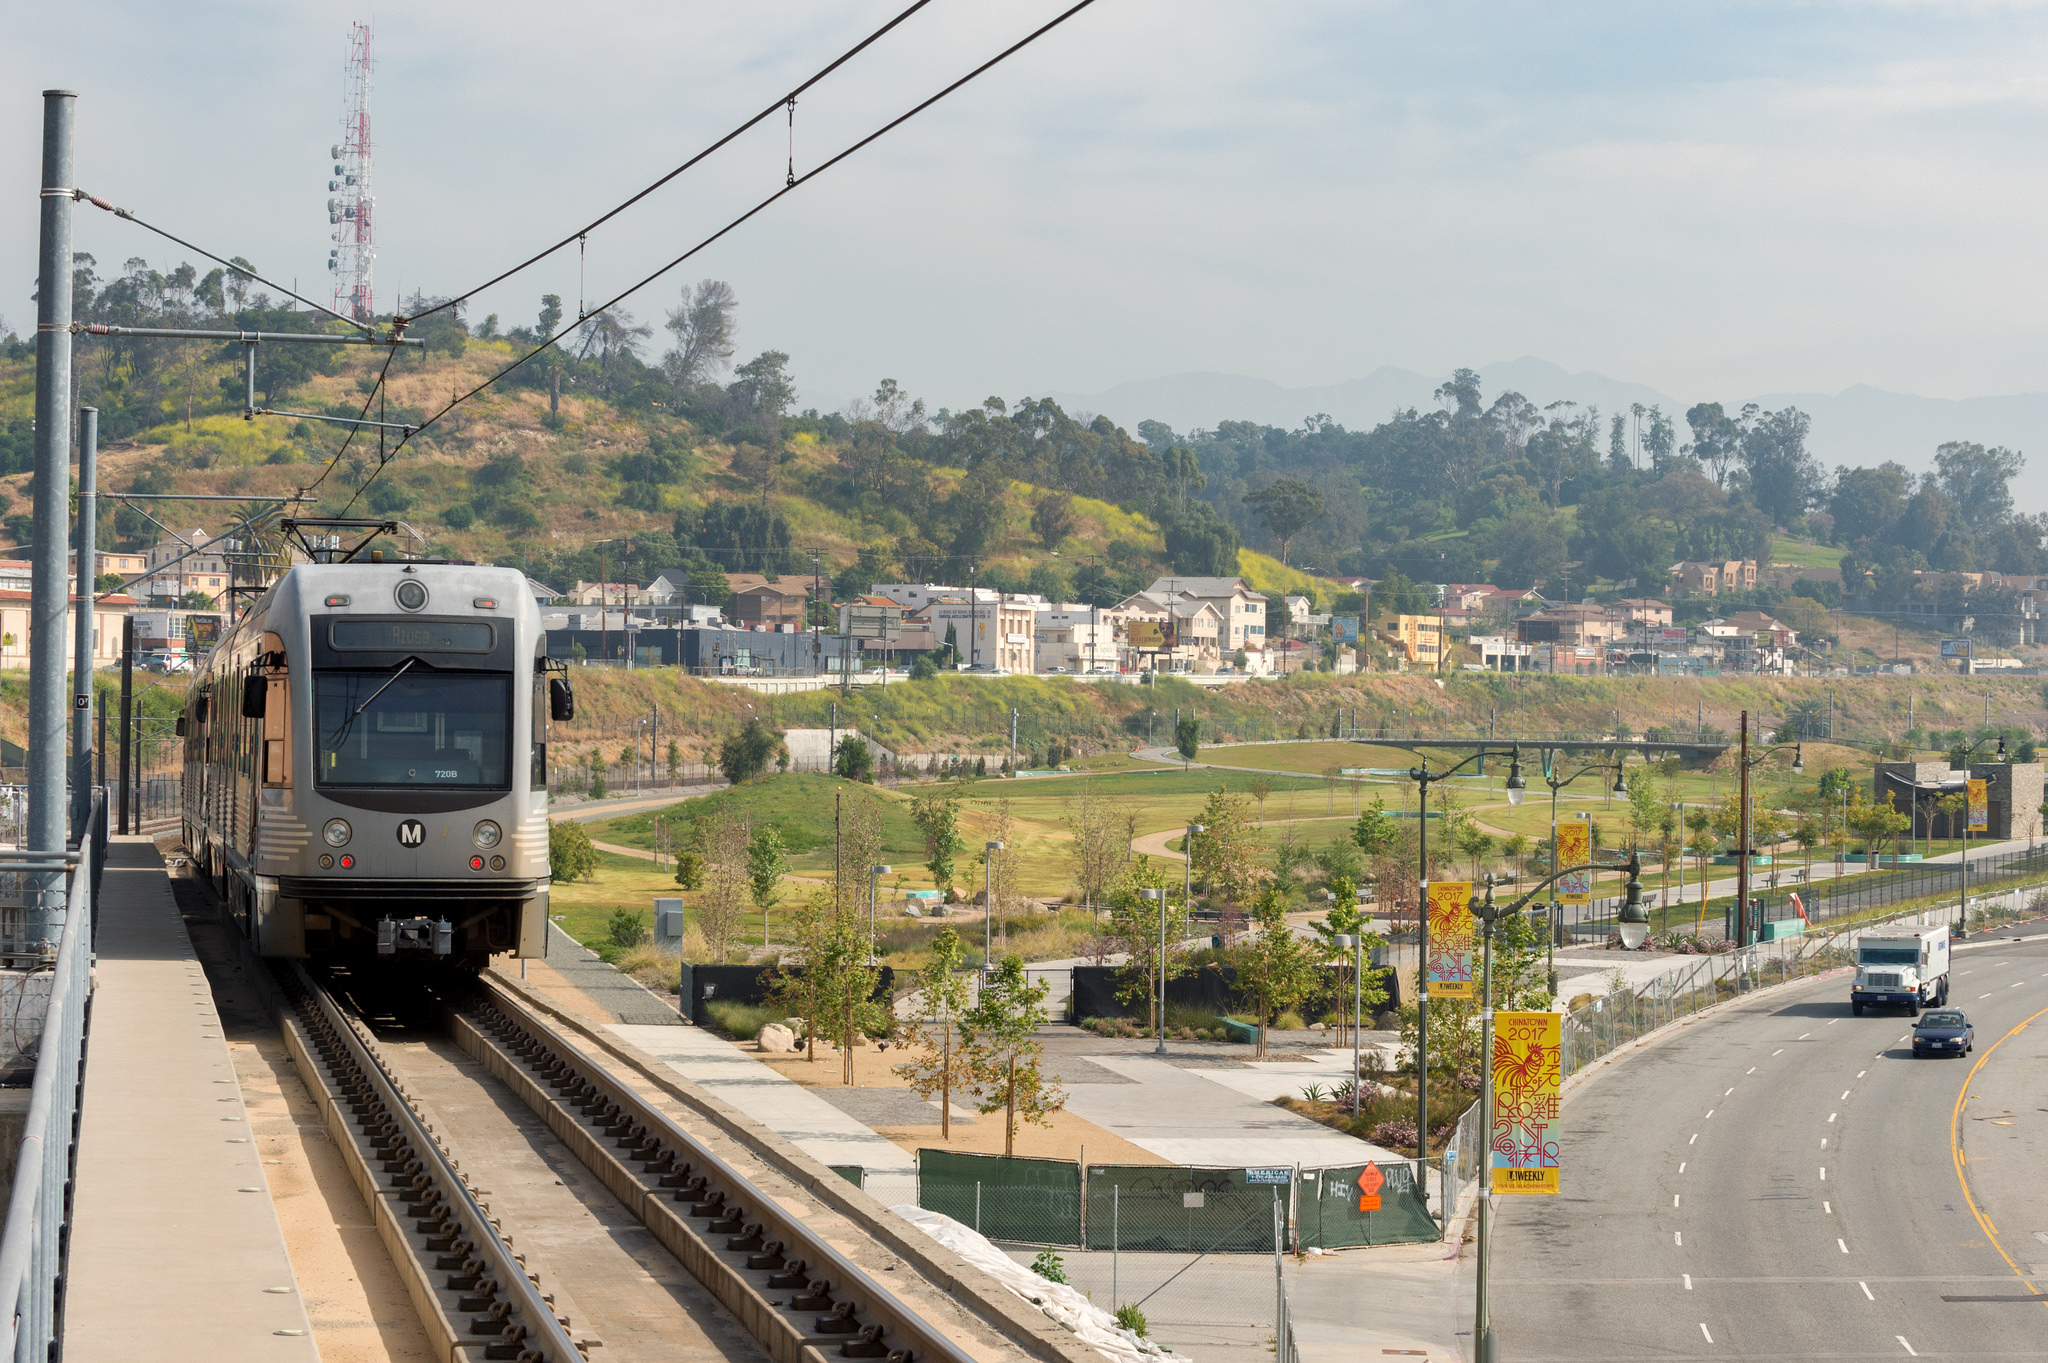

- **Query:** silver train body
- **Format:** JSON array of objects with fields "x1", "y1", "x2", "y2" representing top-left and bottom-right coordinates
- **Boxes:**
[{"x1": 182, "y1": 560, "x2": 563, "y2": 967}]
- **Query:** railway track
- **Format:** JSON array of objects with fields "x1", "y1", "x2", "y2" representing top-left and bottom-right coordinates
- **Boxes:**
[{"x1": 274, "y1": 960, "x2": 1042, "y2": 1363}]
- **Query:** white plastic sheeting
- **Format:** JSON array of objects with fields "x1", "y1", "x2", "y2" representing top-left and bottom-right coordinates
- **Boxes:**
[{"x1": 891, "y1": 1205, "x2": 1196, "y2": 1363}]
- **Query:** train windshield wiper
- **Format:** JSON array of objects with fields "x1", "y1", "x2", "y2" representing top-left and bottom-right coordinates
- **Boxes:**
[{"x1": 326, "y1": 657, "x2": 416, "y2": 751}]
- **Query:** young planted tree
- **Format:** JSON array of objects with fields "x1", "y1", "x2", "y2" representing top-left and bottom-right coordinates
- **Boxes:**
[
  {"x1": 1501, "y1": 833, "x2": 1532, "y2": 888},
  {"x1": 1236, "y1": 889, "x2": 1321, "y2": 1057},
  {"x1": 666, "y1": 738, "x2": 684, "y2": 785},
  {"x1": 1454, "y1": 821, "x2": 1494, "y2": 879},
  {"x1": 1248, "y1": 776, "x2": 1274, "y2": 824},
  {"x1": 766, "y1": 890, "x2": 878, "y2": 1076},
  {"x1": 746, "y1": 826, "x2": 789, "y2": 948},
  {"x1": 1102, "y1": 860, "x2": 1191, "y2": 1035},
  {"x1": 698, "y1": 813, "x2": 751, "y2": 962},
  {"x1": 1188, "y1": 785, "x2": 1263, "y2": 906},
  {"x1": 718, "y1": 717, "x2": 783, "y2": 783},
  {"x1": 1063, "y1": 788, "x2": 1122, "y2": 919},
  {"x1": 1352, "y1": 795, "x2": 1400, "y2": 858},
  {"x1": 959, "y1": 955, "x2": 1066, "y2": 1156},
  {"x1": 892, "y1": 927, "x2": 975, "y2": 1139},
  {"x1": 1174, "y1": 714, "x2": 1200, "y2": 764},
  {"x1": 911, "y1": 792, "x2": 964, "y2": 900}
]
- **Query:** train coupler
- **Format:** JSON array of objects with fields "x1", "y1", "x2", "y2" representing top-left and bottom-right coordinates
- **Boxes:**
[{"x1": 377, "y1": 916, "x2": 454, "y2": 956}]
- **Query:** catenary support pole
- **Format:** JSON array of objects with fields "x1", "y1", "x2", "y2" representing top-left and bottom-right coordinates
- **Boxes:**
[
  {"x1": 28, "y1": 90, "x2": 77, "y2": 944},
  {"x1": 118, "y1": 614, "x2": 133, "y2": 835},
  {"x1": 70, "y1": 406, "x2": 98, "y2": 837}
]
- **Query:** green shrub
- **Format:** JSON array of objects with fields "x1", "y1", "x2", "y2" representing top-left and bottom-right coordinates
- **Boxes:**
[
  {"x1": 673, "y1": 851, "x2": 703, "y2": 889},
  {"x1": 1030, "y1": 1249, "x2": 1068, "y2": 1284},
  {"x1": 607, "y1": 907, "x2": 651, "y2": 950},
  {"x1": 1113, "y1": 1305, "x2": 1147, "y2": 1337},
  {"x1": 705, "y1": 1000, "x2": 773, "y2": 1040},
  {"x1": 548, "y1": 820, "x2": 599, "y2": 882}
]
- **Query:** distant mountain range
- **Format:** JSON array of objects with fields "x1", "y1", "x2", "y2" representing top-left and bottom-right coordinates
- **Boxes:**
[{"x1": 1042, "y1": 357, "x2": 2048, "y2": 513}]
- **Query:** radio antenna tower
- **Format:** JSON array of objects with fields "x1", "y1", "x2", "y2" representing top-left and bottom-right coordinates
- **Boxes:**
[{"x1": 325, "y1": 23, "x2": 375, "y2": 322}]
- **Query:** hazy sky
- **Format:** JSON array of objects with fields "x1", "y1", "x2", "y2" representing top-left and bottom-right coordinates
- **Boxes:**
[{"x1": 7, "y1": 2, "x2": 2048, "y2": 417}]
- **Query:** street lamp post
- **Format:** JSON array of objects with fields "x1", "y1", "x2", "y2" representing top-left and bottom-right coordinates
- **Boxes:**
[
  {"x1": 1407, "y1": 747, "x2": 1525, "y2": 1183},
  {"x1": 1333, "y1": 933, "x2": 1363, "y2": 1117},
  {"x1": 1538, "y1": 754, "x2": 1628, "y2": 991},
  {"x1": 1949, "y1": 735, "x2": 2006, "y2": 933},
  {"x1": 868, "y1": 864, "x2": 891, "y2": 964},
  {"x1": 1472, "y1": 854, "x2": 1644, "y2": 1363},
  {"x1": 984, "y1": 840, "x2": 1006, "y2": 967},
  {"x1": 1731, "y1": 712, "x2": 1804, "y2": 946}
]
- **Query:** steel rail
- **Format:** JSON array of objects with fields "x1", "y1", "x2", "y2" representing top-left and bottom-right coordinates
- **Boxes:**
[
  {"x1": 457, "y1": 974, "x2": 980, "y2": 1363},
  {"x1": 276, "y1": 963, "x2": 587, "y2": 1362}
]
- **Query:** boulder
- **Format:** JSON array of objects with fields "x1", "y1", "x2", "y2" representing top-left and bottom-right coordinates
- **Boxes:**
[{"x1": 758, "y1": 1022, "x2": 797, "y2": 1053}]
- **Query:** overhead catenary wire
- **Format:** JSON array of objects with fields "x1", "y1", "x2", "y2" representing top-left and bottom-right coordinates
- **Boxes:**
[
  {"x1": 72, "y1": 191, "x2": 373, "y2": 334},
  {"x1": 409, "y1": 0, "x2": 939, "y2": 324},
  {"x1": 342, "y1": 0, "x2": 1103, "y2": 515}
]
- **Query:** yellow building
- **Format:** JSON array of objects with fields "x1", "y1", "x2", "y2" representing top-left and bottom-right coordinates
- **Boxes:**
[{"x1": 1395, "y1": 614, "x2": 1443, "y2": 668}]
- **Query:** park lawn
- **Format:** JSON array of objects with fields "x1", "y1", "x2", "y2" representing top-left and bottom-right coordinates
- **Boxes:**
[
  {"x1": 1769, "y1": 536, "x2": 1847, "y2": 571},
  {"x1": 547, "y1": 850, "x2": 691, "y2": 949},
  {"x1": 1192, "y1": 740, "x2": 1473, "y2": 777}
]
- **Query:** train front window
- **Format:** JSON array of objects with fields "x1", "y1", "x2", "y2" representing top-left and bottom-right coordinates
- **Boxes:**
[{"x1": 314, "y1": 670, "x2": 511, "y2": 788}]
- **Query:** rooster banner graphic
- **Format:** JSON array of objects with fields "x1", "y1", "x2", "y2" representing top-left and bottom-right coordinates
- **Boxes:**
[
  {"x1": 1491, "y1": 1011, "x2": 1561, "y2": 1195},
  {"x1": 1426, "y1": 880, "x2": 1475, "y2": 1000}
]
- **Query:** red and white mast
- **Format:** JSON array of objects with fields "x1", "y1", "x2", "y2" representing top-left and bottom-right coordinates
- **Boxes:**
[{"x1": 326, "y1": 23, "x2": 375, "y2": 323}]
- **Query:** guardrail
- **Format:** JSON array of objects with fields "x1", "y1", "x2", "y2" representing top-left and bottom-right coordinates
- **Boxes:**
[{"x1": 0, "y1": 790, "x2": 106, "y2": 1362}]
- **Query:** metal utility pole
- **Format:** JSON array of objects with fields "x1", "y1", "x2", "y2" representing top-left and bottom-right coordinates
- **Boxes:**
[
  {"x1": 1009, "y1": 707, "x2": 1018, "y2": 774},
  {"x1": 28, "y1": 90, "x2": 77, "y2": 943},
  {"x1": 118, "y1": 615, "x2": 133, "y2": 835},
  {"x1": 1735, "y1": 710, "x2": 1751, "y2": 946},
  {"x1": 70, "y1": 406, "x2": 98, "y2": 837}
]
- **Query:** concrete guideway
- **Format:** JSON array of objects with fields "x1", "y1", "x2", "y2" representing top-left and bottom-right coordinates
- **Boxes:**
[
  {"x1": 1487, "y1": 918, "x2": 2048, "y2": 1360},
  {"x1": 63, "y1": 839, "x2": 318, "y2": 1362}
]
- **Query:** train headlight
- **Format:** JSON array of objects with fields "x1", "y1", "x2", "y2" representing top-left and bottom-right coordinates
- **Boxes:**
[
  {"x1": 473, "y1": 820, "x2": 502, "y2": 850},
  {"x1": 323, "y1": 818, "x2": 352, "y2": 847},
  {"x1": 394, "y1": 579, "x2": 429, "y2": 611}
]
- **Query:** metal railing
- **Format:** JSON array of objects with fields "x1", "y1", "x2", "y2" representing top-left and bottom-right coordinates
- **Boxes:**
[{"x1": 0, "y1": 789, "x2": 105, "y2": 1362}]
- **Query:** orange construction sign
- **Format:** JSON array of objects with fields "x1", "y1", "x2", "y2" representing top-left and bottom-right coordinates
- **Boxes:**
[{"x1": 1357, "y1": 1161, "x2": 1384, "y2": 1211}]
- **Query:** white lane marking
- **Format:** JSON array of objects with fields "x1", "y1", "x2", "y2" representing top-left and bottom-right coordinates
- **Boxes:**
[
  {"x1": 1683, "y1": 1273, "x2": 1693, "y2": 1290},
  {"x1": 1701, "y1": 1324, "x2": 1714, "y2": 1344},
  {"x1": 1706, "y1": 1110, "x2": 1715, "y2": 1119},
  {"x1": 1839, "y1": 1238, "x2": 1850, "y2": 1254},
  {"x1": 1675, "y1": 1231, "x2": 1683, "y2": 1246},
  {"x1": 1724, "y1": 1087, "x2": 1735, "y2": 1096},
  {"x1": 1747, "y1": 1067, "x2": 1756, "y2": 1074},
  {"x1": 1842, "y1": 1090, "x2": 1852, "y2": 1099},
  {"x1": 1980, "y1": 993, "x2": 1993, "y2": 999},
  {"x1": 1690, "y1": 1133, "x2": 1699, "y2": 1145},
  {"x1": 1821, "y1": 1167, "x2": 1828, "y2": 1181},
  {"x1": 1828, "y1": 1019, "x2": 1840, "y2": 1025},
  {"x1": 1824, "y1": 1201, "x2": 1832, "y2": 1213},
  {"x1": 1961, "y1": 970, "x2": 1973, "y2": 975},
  {"x1": 1773, "y1": 1048, "x2": 1785, "y2": 1056},
  {"x1": 1821, "y1": 1138, "x2": 1828, "y2": 1148},
  {"x1": 2011, "y1": 981, "x2": 2023, "y2": 988},
  {"x1": 1860, "y1": 1281, "x2": 1874, "y2": 1301},
  {"x1": 1679, "y1": 1162, "x2": 1687, "y2": 1173},
  {"x1": 1674, "y1": 1194, "x2": 1681, "y2": 1207},
  {"x1": 1829, "y1": 1113, "x2": 1838, "y2": 1122},
  {"x1": 1857, "y1": 1070, "x2": 1867, "y2": 1078},
  {"x1": 1799, "y1": 1032, "x2": 1812, "y2": 1040},
  {"x1": 1898, "y1": 1338, "x2": 1917, "y2": 1356}
]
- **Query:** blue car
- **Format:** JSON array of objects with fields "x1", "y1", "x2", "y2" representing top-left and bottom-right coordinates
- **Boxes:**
[{"x1": 1911, "y1": 1009, "x2": 1974, "y2": 1058}]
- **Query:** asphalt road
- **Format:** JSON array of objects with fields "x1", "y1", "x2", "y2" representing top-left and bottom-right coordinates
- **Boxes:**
[{"x1": 1490, "y1": 919, "x2": 2048, "y2": 1361}]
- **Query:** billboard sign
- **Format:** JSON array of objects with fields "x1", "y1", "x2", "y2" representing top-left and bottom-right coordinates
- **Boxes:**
[
  {"x1": 1127, "y1": 620, "x2": 1174, "y2": 650},
  {"x1": 846, "y1": 605, "x2": 902, "y2": 641},
  {"x1": 1335, "y1": 616, "x2": 1360, "y2": 645},
  {"x1": 186, "y1": 615, "x2": 222, "y2": 648},
  {"x1": 1940, "y1": 638, "x2": 1972, "y2": 659}
]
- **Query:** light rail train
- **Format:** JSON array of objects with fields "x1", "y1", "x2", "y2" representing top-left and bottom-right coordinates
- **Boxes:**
[{"x1": 181, "y1": 553, "x2": 571, "y2": 968}]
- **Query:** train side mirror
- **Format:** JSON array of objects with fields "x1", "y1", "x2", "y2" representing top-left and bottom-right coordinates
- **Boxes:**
[
  {"x1": 175, "y1": 716, "x2": 187, "y2": 737},
  {"x1": 241, "y1": 679, "x2": 267, "y2": 719},
  {"x1": 549, "y1": 676, "x2": 575, "y2": 722},
  {"x1": 193, "y1": 694, "x2": 210, "y2": 724}
]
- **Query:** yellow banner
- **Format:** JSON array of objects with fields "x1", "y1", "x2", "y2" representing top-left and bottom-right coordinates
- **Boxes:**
[
  {"x1": 1968, "y1": 778, "x2": 1988, "y2": 831},
  {"x1": 1491, "y1": 1011, "x2": 1561, "y2": 1196},
  {"x1": 1425, "y1": 881, "x2": 1475, "y2": 1000},
  {"x1": 1555, "y1": 815, "x2": 1592, "y2": 904}
]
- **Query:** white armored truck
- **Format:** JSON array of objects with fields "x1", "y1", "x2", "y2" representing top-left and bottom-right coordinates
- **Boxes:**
[{"x1": 1850, "y1": 924, "x2": 1950, "y2": 1015}]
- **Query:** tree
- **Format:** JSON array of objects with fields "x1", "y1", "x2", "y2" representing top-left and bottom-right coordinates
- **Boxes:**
[
  {"x1": 673, "y1": 851, "x2": 704, "y2": 889},
  {"x1": 1241, "y1": 479, "x2": 1327, "y2": 565},
  {"x1": 1158, "y1": 501, "x2": 1240, "y2": 575},
  {"x1": 1454, "y1": 822, "x2": 1493, "y2": 878},
  {"x1": 728, "y1": 350, "x2": 796, "y2": 425},
  {"x1": 698, "y1": 813, "x2": 750, "y2": 962},
  {"x1": 662, "y1": 278, "x2": 738, "y2": 390},
  {"x1": 1063, "y1": 788, "x2": 1123, "y2": 918},
  {"x1": 1626, "y1": 772, "x2": 1666, "y2": 852},
  {"x1": 1174, "y1": 715, "x2": 1200, "y2": 764},
  {"x1": 1248, "y1": 777, "x2": 1274, "y2": 824},
  {"x1": 959, "y1": 955, "x2": 1065, "y2": 1156},
  {"x1": 834, "y1": 734, "x2": 874, "y2": 783},
  {"x1": 1030, "y1": 491, "x2": 1076, "y2": 550},
  {"x1": 911, "y1": 793, "x2": 965, "y2": 899},
  {"x1": 548, "y1": 820, "x2": 599, "y2": 882},
  {"x1": 1235, "y1": 888, "x2": 1320, "y2": 1057},
  {"x1": 1739, "y1": 406, "x2": 1820, "y2": 527},
  {"x1": 1102, "y1": 859, "x2": 1190, "y2": 1035},
  {"x1": 666, "y1": 739, "x2": 684, "y2": 785},
  {"x1": 746, "y1": 826, "x2": 789, "y2": 941},
  {"x1": 892, "y1": 928, "x2": 975, "y2": 1139},
  {"x1": 1352, "y1": 795, "x2": 1400, "y2": 858},
  {"x1": 1828, "y1": 463, "x2": 1910, "y2": 544},
  {"x1": 718, "y1": 717, "x2": 782, "y2": 783},
  {"x1": 588, "y1": 749, "x2": 609, "y2": 800},
  {"x1": 765, "y1": 890, "x2": 879, "y2": 1073},
  {"x1": 1848, "y1": 789, "x2": 1911, "y2": 864},
  {"x1": 1502, "y1": 833, "x2": 1532, "y2": 887},
  {"x1": 1188, "y1": 785, "x2": 1263, "y2": 905},
  {"x1": 1934, "y1": 441, "x2": 2025, "y2": 533},
  {"x1": 1490, "y1": 509, "x2": 1570, "y2": 591}
]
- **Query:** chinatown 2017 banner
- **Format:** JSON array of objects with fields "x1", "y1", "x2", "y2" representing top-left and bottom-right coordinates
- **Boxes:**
[
  {"x1": 1425, "y1": 880, "x2": 1475, "y2": 1000},
  {"x1": 1491, "y1": 1010, "x2": 1561, "y2": 1195},
  {"x1": 1968, "y1": 778, "x2": 1988, "y2": 831},
  {"x1": 1555, "y1": 814, "x2": 1592, "y2": 904}
]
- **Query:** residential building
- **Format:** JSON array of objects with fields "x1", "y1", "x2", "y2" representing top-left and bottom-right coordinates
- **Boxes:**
[
  {"x1": 1670, "y1": 559, "x2": 1758, "y2": 596},
  {"x1": 1515, "y1": 604, "x2": 1625, "y2": 649},
  {"x1": 1142, "y1": 576, "x2": 1268, "y2": 655},
  {"x1": 0, "y1": 591, "x2": 139, "y2": 669},
  {"x1": 136, "y1": 529, "x2": 231, "y2": 606},
  {"x1": 566, "y1": 580, "x2": 642, "y2": 607},
  {"x1": 727, "y1": 575, "x2": 809, "y2": 628},
  {"x1": 1468, "y1": 635, "x2": 1536, "y2": 672},
  {"x1": 1033, "y1": 603, "x2": 1117, "y2": 672},
  {"x1": 1439, "y1": 583, "x2": 1500, "y2": 612},
  {"x1": 1282, "y1": 595, "x2": 1313, "y2": 637},
  {"x1": 908, "y1": 591, "x2": 1035, "y2": 672},
  {"x1": 1610, "y1": 597, "x2": 1674, "y2": 626}
]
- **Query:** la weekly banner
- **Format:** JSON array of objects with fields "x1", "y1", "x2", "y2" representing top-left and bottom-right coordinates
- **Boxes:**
[
  {"x1": 1555, "y1": 814, "x2": 1592, "y2": 904},
  {"x1": 1425, "y1": 880, "x2": 1475, "y2": 1000},
  {"x1": 1491, "y1": 1010, "x2": 1561, "y2": 1195},
  {"x1": 1968, "y1": 778, "x2": 1988, "y2": 831}
]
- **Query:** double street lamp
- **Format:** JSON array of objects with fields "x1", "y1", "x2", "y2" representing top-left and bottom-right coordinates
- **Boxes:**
[
  {"x1": 1947, "y1": 734, "x2": 2006, "y2": 934},
  {"x1": 1139, "y1": 820, "x2": 1206, "y2": 1056},
  {"x1": 1535, "y1": 754, "x2": 1629, "y2": 990},
  {"x1": 1731, "y1": 711, "x2": 1803, "y2": 946},
  {"x1": 983, "y1": 840, "x2": 1006, "y2": 967}
]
